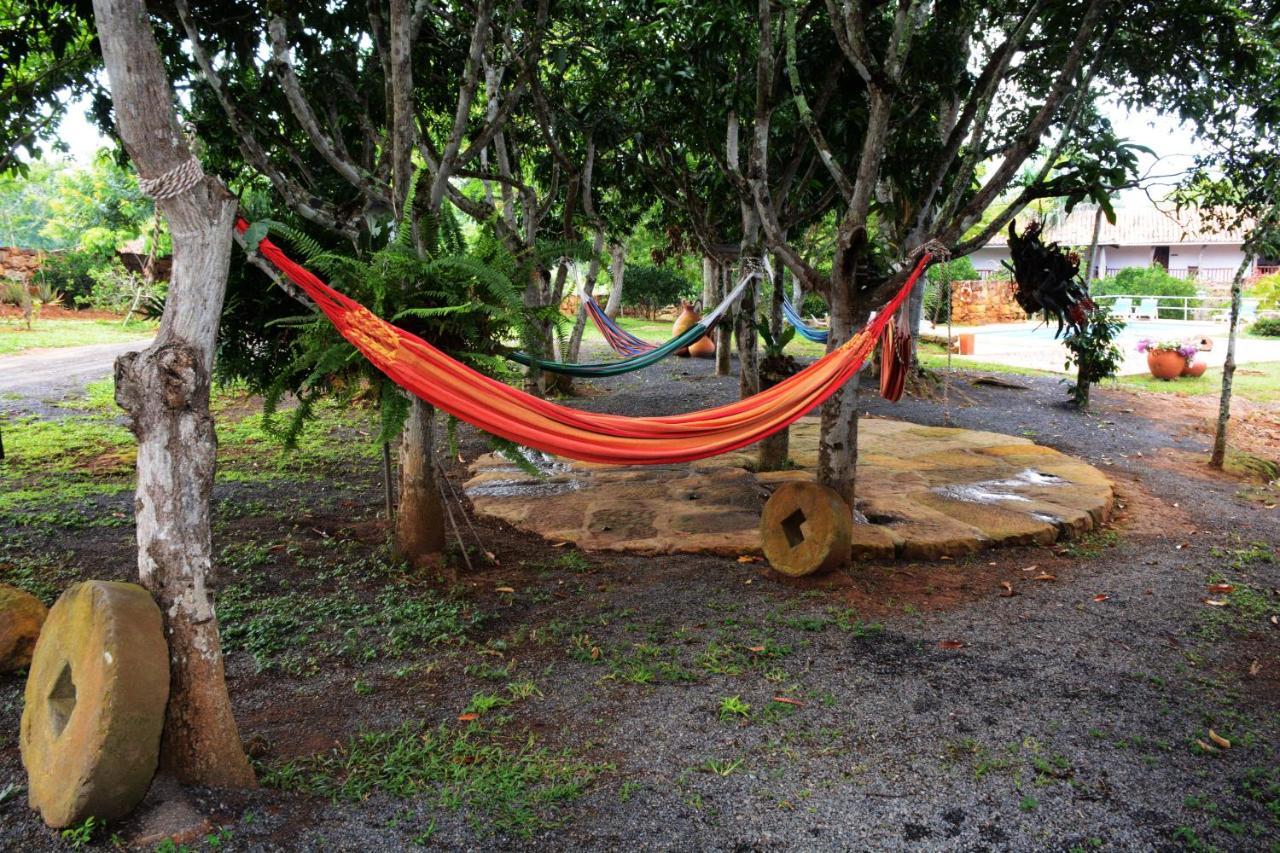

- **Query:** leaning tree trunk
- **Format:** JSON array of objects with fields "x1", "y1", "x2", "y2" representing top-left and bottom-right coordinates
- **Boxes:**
[
  {"x1": 396, "y1": 398, "x2": 448, "y2": 562},
  {"x1": 817, "y1": 257, "x2": 861, "y2": 506},
  {"x1": 93, "y1": 0, "x2": 254, "y2": 787},
  {"x1": 1210, "y1": 255, "x2": 1252, "y2": 469},
  {"x1": 604, "y1": 244, "x2": 625, "y2": 319}
]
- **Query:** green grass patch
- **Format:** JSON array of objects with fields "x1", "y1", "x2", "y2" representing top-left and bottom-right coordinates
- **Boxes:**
[
  {"x1": 1116, "y1": 361, "x2": 1280, "y2": 404},
  {"x1": 262, "y1": 719, "x2": 609, "y2": 837},
  {"x1": 0, "y1": 317, "x2": 154, "y2": 356}
]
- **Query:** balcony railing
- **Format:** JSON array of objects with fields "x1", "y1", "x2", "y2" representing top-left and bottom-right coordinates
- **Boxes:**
[{"x1": 1104, "y1": 266, "x2": 1276, "y2": 283}]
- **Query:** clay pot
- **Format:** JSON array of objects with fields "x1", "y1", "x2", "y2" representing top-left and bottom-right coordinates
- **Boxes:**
[
  {"x1": 672, "y1": 300, "x2": 701, "y2": 357},
  {"x1": 687, "y1": 331, "x2": 716, "y2": 358},
  {"x1": 1181, "y1": 358, "x2": 1207, "y2": 378},
  {"x1": 1147, "y1": 349, "x2": 1186, "y2": 380}
]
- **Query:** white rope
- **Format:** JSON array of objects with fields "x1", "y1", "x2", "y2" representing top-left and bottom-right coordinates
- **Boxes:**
[{"x1": 138, "y1": 157, "x2": 205, "y2": 200}]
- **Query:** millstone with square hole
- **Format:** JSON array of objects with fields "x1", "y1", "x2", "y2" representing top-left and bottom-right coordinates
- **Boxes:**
[
  {"x1": 20, "y1": 581, "x2": 169, "y2": 828},
  {"x1": 759, "y1": 481, "x2": 854, "y2": 576}
]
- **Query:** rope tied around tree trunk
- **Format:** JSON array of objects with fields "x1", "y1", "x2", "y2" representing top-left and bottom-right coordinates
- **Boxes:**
[{"x1": 138, "y1": 157, "x2": 205, "y2": 200}]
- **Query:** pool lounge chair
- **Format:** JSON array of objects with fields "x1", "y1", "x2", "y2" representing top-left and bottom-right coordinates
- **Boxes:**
[
  {"x1": 1111, "y1": 297, "x2": 1133, "y2": 317},
  {"x1": 1134, "y1": 297, "x2": 1158, "y2": 320}
]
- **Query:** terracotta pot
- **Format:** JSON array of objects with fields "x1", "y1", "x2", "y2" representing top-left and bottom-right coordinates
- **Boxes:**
[
  {"x1": 1147, "y1": 349, "x2": 1186, "y2": 380},
  {"x1": 687, "y1": 331, "x2": 716, "y2": 358},
  {"x1": 672, "y1": 300, "x2": 701, "y2": 357},
  {"x1": 1181, "y1": 358, "x2": 1207, "y2": 378}
]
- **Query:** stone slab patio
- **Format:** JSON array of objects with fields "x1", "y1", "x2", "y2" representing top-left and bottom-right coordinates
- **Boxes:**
[{"x1": 463, "y1": 417, "x2": 1114, "y2": 561}]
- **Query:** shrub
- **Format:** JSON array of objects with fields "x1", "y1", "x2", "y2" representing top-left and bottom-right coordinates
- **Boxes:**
[
  {"x1": 37, "y1": 249, "x2": 109, "y2": 306},
  {"x1": 622, "y1": 264, "x2": 695, "y2": 319},
  {"x1": 1250, "y1": 317, "x2": 1280, "y2": 337},
  {"x1": 83, "y1": 259, "x2": 155, "y2": 314},
  {"x1": 1063, "y1": 305, "x2": 1125, "y2": 409},
  {"x1": 1249, "y1": 272, "x2": 1280, "y2": 310},
  {"x1": 1093, "y1": 266, "x2": 1199, "y2": 318}
]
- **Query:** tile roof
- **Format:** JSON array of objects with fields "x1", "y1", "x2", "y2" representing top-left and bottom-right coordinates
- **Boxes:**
[{"x1": 985, "y1": 204, "x2": 1249, "y2": 247}]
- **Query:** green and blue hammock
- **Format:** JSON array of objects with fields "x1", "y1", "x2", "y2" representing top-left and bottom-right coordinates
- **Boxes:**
[{"x1": 510, "y1": 272, "x2": 755, "y2": 377}]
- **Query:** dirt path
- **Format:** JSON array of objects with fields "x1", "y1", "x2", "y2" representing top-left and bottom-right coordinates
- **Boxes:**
[
  {"x1": 0, "y1": 339, "x2": 150, "y2": 413},
  {"x1": 1, "y1": 354, "x2": 1277, "y2": 851}
]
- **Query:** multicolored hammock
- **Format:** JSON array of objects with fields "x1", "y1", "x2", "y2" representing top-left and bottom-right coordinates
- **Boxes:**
[
  {"x1": 509, "y1": 272, "x2": 755, "y2": 378},
  {"x1": 782, "y1": 296, "x2": 830, "y2": 343},
  {"x1": 238, "y1": 220, "x2": 929, "y2": 465},
  {"x1": 583, "y1": 296, "x2": 656, "y2": 356}
]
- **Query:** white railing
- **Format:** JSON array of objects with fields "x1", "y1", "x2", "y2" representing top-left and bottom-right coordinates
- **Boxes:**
[
  {"x1": 1091, "y1": 293, "x2": 1274, "y2": 322},
  {"x1": 1103, "y1": 266, "x2": 1277, "y2": 284}
]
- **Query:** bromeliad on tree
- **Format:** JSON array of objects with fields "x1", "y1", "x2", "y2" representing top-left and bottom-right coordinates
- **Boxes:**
[{"x1": 1003, "y1": 221, "x2": 1095, "y2": 337}]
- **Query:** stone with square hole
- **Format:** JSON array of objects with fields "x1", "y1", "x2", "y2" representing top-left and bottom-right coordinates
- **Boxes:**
[
  {"x1": 0, "y1": 583, "x2": 47, "y2": 673},
  {"x1": 759, "y1": 481, "x2": 854, "y2": 576},
  {"x1": 20, "y1": 581, "x2": 169, "y2": 828}
]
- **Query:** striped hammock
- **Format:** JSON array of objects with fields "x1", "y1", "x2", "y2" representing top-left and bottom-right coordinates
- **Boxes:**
[
  {"x1": 238, "y1": 219, "x2": 928, "y2": 465},
  {"x1": 510, "y1": 273, "x2": 755, "y2": 378}
]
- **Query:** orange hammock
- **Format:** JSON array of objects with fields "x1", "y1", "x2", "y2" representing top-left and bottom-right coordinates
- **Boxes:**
[{"x1": 238, "y1": 220, "x2": 930, "y2": 465}]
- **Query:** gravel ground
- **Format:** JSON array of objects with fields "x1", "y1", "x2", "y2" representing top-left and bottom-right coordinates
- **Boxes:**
[{"x1": 1, "y1": 349, "x2": 1277, "y2": 852}]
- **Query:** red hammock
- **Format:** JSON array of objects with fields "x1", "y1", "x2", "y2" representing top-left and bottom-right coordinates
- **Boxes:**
[{"x1": 238, "y1": 220, "x2": 929, "y2": 465}]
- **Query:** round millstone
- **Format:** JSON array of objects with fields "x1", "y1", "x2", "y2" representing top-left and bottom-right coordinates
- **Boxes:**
[
  {"x1": 0, "y1": 584, "x2": 48, "y2": 673},
  {"x1": 21, "y1": 581, "x2": 170, "y2": 828},
  {"x1": 759, "y1": 481, "x2": 854, "y2": 576}
]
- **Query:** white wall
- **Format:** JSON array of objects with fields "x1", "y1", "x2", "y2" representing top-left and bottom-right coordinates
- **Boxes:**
[
  {"x1": 1103, "y1": 246, "x2": 1151, "y2": 271},
  {"x1": 966, "y1": 247, "x2": 1008, "y2": 274}
]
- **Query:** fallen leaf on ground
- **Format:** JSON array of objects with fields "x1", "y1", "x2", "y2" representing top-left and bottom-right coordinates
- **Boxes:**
[
  {"x1": 1273, "y1": 615, "x2": 1279, "y2": 627},
  {"x1": 1022, "y1": 565, "x2": 1039, "y2": 573},
  {"x1": 1093, "y1": 594, "x2": 1110, "y2": 602},
  {"x1": 552, "y1": 541, "x2": 570, "y2": 548},
  {"x1": 737, "y1": 555, "x2": 761, "y2": 563},
  {"x1": 1195, "y1": 739, "x2": 1218, "y2": 753},
  {"x1": 495, "y1": 586, "x2": 515, "y2": 594},
  {"x1": 1207, "y1": 583, "x2": 1235, "y2": 594},
  {"x1": 748, "y1": 645, "x2": 766, "y2": 653},
  {"x1": 457, "y1": 713, "x2": 479, "y2": 722},
  {"x1": 999, "y1": 582, "x2": 1016, "y2": 597},
  {"x1": 590, "y1": 646, "x2": 601, "y2": 660},
  {"x1": 1034, "y1": 573, "x2": 1058, "y2": 582},
  {"x1": 773, "y1": 697, "x2": 805, "y2": 707},
  {"x1": 1203, "y1": 598, "x2": 1230, "y2": 607},
  {"x1": 1249, "y1": 659, "x2": 1262, "y2": 677},
  {"x1": 1208, "y1": 730, "x2": 1232, "y2": 749},
  {"x1": 938, "y1": 640, "x2": 967, "y2": 650}
]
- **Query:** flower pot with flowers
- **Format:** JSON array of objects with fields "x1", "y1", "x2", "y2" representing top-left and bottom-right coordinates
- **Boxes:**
[{"x1": 1137, "y1": 339, "x2": 1199, "y2": 380}]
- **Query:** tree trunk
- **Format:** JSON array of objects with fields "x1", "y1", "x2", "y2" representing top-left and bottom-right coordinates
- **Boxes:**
[
  {"x1": 716, "y1": 265, "x2": 732, "y2": 377},
  {"x1": 768, "y1": 253, "x2": 784, "y2": 340},
  {"x1": 523, "y1": 266, "x2": 549, "y2": 394},
  {"x1": 1084, "y1": 205, "x2": 1104, "y2": 282},
  {"x1": 604, "y1": 243, "x2": 625, "y2": 319},
  {"x1": 567, "y1": 228, "x2": 606, "y2": 363},
  {"x1": 702, "y1": 255, "x2": 717, "y2": 307},
  {"x1": 736, "y1": 268, "x2": 760, "y2": 398},
  {"x1": 395, "y1": 398, "x2": 448, "y2": 562},
  {"x1": 817, "y1": 257, "x2": 860, "y2": 505},
  {"x1": 93, "y1": 0, "x2": 254, "y2": 787},
  {"x1": 756, "y1": 253, "x2": 789, "y2": 470},
  {"x1": 1210, "y1": 255, "x2": 1253, "y2": 469}
]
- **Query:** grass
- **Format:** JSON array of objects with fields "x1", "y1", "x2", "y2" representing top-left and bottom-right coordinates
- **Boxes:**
[
  {"x1": 1116, "y1": 361, "x2": 1280, "y2": 404},
  {"x1": 0, "y1": 316, "x2": 154, "y2": 356},
  {"x1": 0, "y1": 377, "x2": 379, "y2": 526},
  {"x1": 262, "y1": 719, "x2": 609, "y2": 837}
]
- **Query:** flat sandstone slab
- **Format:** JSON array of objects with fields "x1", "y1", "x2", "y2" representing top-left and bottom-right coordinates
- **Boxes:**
[{"x1": 464, "y1": 417, "x2": 1113, "y2": 560}]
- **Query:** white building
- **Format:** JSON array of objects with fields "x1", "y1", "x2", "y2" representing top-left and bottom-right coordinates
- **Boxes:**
[{"x1": 968, "y1": 205, "x2": 1276, "y2": 293}]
